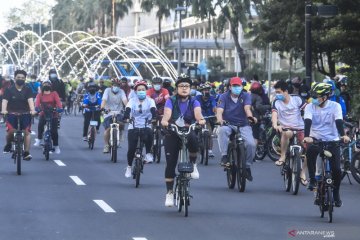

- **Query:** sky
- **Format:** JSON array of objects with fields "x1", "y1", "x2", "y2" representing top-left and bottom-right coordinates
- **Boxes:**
[{"x1": 0, "y1": 0, "x2": 56, "y2": 33}]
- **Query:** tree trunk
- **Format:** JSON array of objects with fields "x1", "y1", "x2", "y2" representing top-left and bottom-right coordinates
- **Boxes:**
[
  {"x1": 158, "y1": 16, "x2": 162, "y2": 49},
  {"x1": 326, "y1": 51, "x2": 336, "y2": 78},
  {"x1": 101, "y1": 12, "x2": 106, "y2": 36},
  {"x1": 229, "y1": 22, "x2": 246, "y2": 73}
]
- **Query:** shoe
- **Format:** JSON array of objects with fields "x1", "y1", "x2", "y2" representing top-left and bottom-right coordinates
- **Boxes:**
[
  {"x1": 144, "y1": 153, "x2": 154, "y2": 163},
  {"x1": 103, "y1": 145, "x2": 110, "y2": 153},
  {"x1": 307, "y1": 179, "x2": 317, "y2": 191},
  {"x1": 49, "y1": 148, "x2": 54, "y2": 154},
  {"x1": 34, "y1": 138, "x2": 41, "y2": 147},
  {"x1": 23, "y1": 152, "x2": 32, "y2": 161},
  {"x1": 190, "y1": 163, "x2": 200, "y2": 179},
  {"x1": 125, "y1": 166, "x2": 132, "y2": 178},
  {"x1": 246, "y1": 168, "x2": 253, "y2": 181},
  {"x1": 334, "y1": 199, "x2": 343, "y2": 207},
  {"x1": 220, "y1": 155, "x2": 229, "y2": 166},
  {"x1": 165, "y1": 191, "x2": 174, "y2": 207},
  {"x1": 54, "y1": 146, "x2": 61, "y2": 154},
  {"x1": 83, "y1": 136, "x2": 88, "y2": 141},
  {"x1": 3, "y1": 143, "x2": 12, "y2": 153},
  {"x1": 208, "y1": 150, "x2": 215, "y2": 157}
]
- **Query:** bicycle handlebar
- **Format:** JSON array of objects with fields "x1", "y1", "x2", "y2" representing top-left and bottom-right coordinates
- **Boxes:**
[{"x1": 169, "y1": 123, "x2": 198, "y2": 136}]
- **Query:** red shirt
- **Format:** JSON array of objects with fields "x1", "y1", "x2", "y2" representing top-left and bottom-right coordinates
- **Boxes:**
[
  {"x1": 35, "y1": 91, "x2": 62, "y2": 117},
  {"x1": 147, "y1": 88, "x2": 169, "y2": 115}
]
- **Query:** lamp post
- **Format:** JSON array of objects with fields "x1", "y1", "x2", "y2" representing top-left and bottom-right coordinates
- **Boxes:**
[
  {"x1": 305, "y1": 2, "x2": 338, "y2": 87},
  {"x1": 175, "y1": 6, "x2": 186, "y2": 76}
]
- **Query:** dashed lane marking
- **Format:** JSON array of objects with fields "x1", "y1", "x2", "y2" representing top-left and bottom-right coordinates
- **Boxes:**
[
  {"x1": 69, "y1": 176, "x2": 86, "y2": 185},
  {"x1": 133, "y1": 238, "x2": 148, "y2": 240},
  {"x1": 54, "y1": 160, "x2": 66, "y2": 166},
  {"x1": 93, "y1": 200, "x2": 116, "y2": 213}
]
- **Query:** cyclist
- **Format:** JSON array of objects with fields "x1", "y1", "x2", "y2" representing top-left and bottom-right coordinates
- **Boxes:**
[
  {"x1": 101, "y1": 78, "x2": 128, "y2": 153},
  {"x1": 216, "y1": 77, "x2": 257, "y2": 181},
  {"x1": 119, "y1": 77, "x2": 132, "y2": 99},
  {"x1": 147, "y1": 76, "x2": 170, "y2": 116},
  {"x1": 163, "y1": 78, "x2": 174, "y2": 96},
  {"x1": 123, "y1": 80, "x2": 157, "y2": 178},
  {"x1": 288, "y1": 76, "x2": 310, "y2": 101},
  {"x1": 27, "y1": 74, "x2": 40, "y2": 99},
  {"x1": 303, "y1": 82, "x2": 350, "y2": 207},
  {"x1": 76, "y1": 76, "x2": 86, "y2": 95},
  {"x1": 161, "y1": 74, "x2": 206, "y2": 207},
  {"x1": 324, "y1": 79, "x2": 347, "y2": 117},
  {"x1": 34, "y1": 80, "x2": 63, "y2": 154},
  {"x1": 2, "y1": 70, "x2": 36, "y2": 160},
  {"x1": 82, "y1": 82, "x2": 102, "y2": 141},
  {"x1": 196, "y1": 82, "x2": 217, "y2": 157},
  {"x1": 98, "y1": 79, "x2": 107, "y2": 98},
  {"x1": 337, "y1": 78, "x2": 351, "y2": 113},
  {"x1": 48, "y1": 69, "x2": 66, "y2": 103}
]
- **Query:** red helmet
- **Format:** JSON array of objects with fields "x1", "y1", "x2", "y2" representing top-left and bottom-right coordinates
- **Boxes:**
[
  {"x1": 112, "y1": 78, "x2": 121, "y2": 85},
  {"x1": 134, "y1": 80, "x2": 148, "y2": 90},
  {"x1": 250, "y1": 81, "x2": 263, "y2": 94}
]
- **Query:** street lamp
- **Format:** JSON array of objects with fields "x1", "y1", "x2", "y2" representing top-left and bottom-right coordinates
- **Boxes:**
[
  {"x1": 305, "y1": 2, "x2": 338, "y2": 87},
  {"x1": 175, "y1": 6, "x2": 186, "y2": 76}
]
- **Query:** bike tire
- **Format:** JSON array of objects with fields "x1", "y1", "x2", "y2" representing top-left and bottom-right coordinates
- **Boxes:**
[
  {"x1": 184, "y1": 187, "x2": 189, "y2": 217},
  {"x1": 283, "y1": 163, "x2": 292, "y2": 192},
  {"x1": 236, "y1": 143, "x2": 247, "y2": 192},
  {"x1": 291, "y1": 149, "x2": 301, "y2": 195},
  {"x1": 155, "y1": 130, "x2": 161, "y2": 163},
  {"x1": 111, "y1": 130, "x2": 117, "y2": 163},
  {"x1": 175, "y1": 180, "x2": 182, "y2": 212},
  {"x1": 255, "y1": 130, "x2": 267, "y2": 160},
  {"x1": 226, "y1": 148, "x2": 236, "y2": 189},
  {"x1": 199, "y1": 133, "x2": 205, "y2": 165},
  {"x1": 44, "y1": 144, "x2": 50, "y2": 161},
  {"x1": 268, "y1": 131, "x2": 281, "y2": 161},
  {"x1": 16, "y1": 145, "x2": 21, "y2": 176},
  {"x1": 327, "y1": 186, "x2": 333, "y2": 223},
  {"x1": 350, "y1": 152, "x2": 360, "y2": 184},
  {"x1": 135, "y1": 159, "x2": 141, "y2": 188},
  {"x1": 204, "y1": 131, "x2": 209, "y2": 166},
  {"x1": 89, "y1": 128, "x2": 95, "y2": 150}
]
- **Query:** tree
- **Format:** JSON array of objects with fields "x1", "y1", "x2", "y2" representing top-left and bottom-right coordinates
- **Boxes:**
[{"x1": 207, "y1": 56, "x2": 225, "y2": 76}]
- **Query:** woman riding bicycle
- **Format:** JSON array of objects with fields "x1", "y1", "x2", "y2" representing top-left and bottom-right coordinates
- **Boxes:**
[
  {"x1": 82, "y1": 82, "x2": 102, "y2": 141},
  {"x1": 161, "y1": 74, "x2": 206, "y2": 207},
  {"x1": 123, "y1": 80, "x2": 157, "y2": 178},
  {"x1": 34, "y1": 80, "x2": 63, "y2": 154}
]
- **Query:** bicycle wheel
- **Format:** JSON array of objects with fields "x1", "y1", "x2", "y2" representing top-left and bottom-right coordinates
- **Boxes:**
[
  {"x1": 155, "y1": 130, "x2": 161, "y2": 163},
  {"x1": 174, "y1": 179, "x2": 183, "y2": 212},
  {"x1": 88, "y1": 127, "x2": 95, "y2": 150},
  {"x1": 16, "y1": 144, "x2": 22, "y2": 176},
  {"x1": 283, "y1": 161, "x2": 292, "y2": 192},
  {"x1": 236, "y1": 143, "x2": 247, "y2": 192},
  {"x1": 184, "y1": 185, "x2": 189, "y2": 217},
  {"x1": 111, "y1": 129, "x2": 117, "y2": 163},
  {"x1": 203, "y1": 131, "x2": 209, "y2": 166},
  {"x1": 350, "y1": 152, "x2": 360, "y2": 184},
  {"x1": 268, "y1": 131, "x2": 281, "y2": 161},
  {"x1": 291, "y1": 149, "x2": 301, "y2": 195},
  {"x1": 135, "y1": 159, "x2": 141, "y2": 188},
  {"x1": 327, "y1": 186, "x2": 333, "y2": 223},
  {"x1": 226, "y1": 148, "x2": 236, "y2": 189},
  {"x1": 255, "y1": 130, "x2": 267, "y2": 160},
  {"x1": 199, "y1": 132, "x2": 205, "y2": 164},
  {"x1": 44, "y1": 144, "x2": 50, "y2": 161}
]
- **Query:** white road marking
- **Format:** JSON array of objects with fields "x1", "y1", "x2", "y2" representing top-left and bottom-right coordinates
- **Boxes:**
[
  {"x1": 54, "y1": 160, "x2": 66, "y2": 166},
  {"x1": 93, "y1": 200, "x2": 116, "y2": 213},
  {"x1": 133, "y1": 238, "x2": 148, "y2": 240},
  {"x1": 69, "y1": 176, "x2": 86, "y2": 185}
]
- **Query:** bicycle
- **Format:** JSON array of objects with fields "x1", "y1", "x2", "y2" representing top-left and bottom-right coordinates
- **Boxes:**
[
  {"x1": 85, "y1": 106, "x2": 100, "y2": 150},
  {"x1": 130, "y1": 117, "x2": 150, "y2": 188},
  {"x1": 169, "y1": 123, "x2": 198, "y2": 217},
  {"x1": 107, "y1": 111, "x2": 124, "y2": 163},
  {"x1": 310, "y1": 139, "x2": 339, "y2": 223},
  {"x1": 280, "y1": 128, "x2": 303, "y2": 195},
  {"x1": 254, "y1": 111, "x2": 272, "y2": 160},
  {"x1": 152, "y1": 117, "x2": 162, "y2": 163},
  {"x1": 199, "y1": 116, "x2": 215, "y2": 166},
  {"x1": 41, "y1": 107, "x2": 56, "y2": 160},
  {"x1": 221, "y1": 121, "x2": 248, "y2": 192}
]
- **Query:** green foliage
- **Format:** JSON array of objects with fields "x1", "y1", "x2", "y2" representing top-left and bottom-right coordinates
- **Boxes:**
[
  {"x1": 207, "y1": 56, "x2": 225, "y2": 75},
  {"x1": 347, "y1": 67, "x2": 360, "y2": 118}
]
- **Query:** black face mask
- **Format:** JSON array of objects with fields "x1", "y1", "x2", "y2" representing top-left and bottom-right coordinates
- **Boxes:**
[
  {"x1": 42, "y1": 86, "x2": 51, "y2": 91},
  {"x1": 89, "y1": 90, "x2": 96, "y2": 94},
  {"x1": 16, "y1": 80, "x2": 25, "y2": 86},
  {"x1": 204, "y1": 92, "x2": 210, "y2": 97}
]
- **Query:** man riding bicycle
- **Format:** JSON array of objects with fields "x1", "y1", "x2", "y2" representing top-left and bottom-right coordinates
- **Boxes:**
[
  {"x1": 2, "y1": 70, "x2": 36, "y2": 160},
  {"x1": 216, "y1": 77, "x2": 257, "y2": 181},
  {"x1": 101, "y1": 78, "x2": 128, "y2": 153},
  {"x1": 82, "y1": 82, "x2": 102, "y2": 141},
  {"x1": 147, "y1": 76, "x2": 170, "y2": 116},
  {"x1": 304, "y1": 83, "x2": 350, "y2": 207}
]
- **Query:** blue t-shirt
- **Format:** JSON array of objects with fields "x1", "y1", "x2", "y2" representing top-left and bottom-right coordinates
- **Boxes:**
[
  {"x1": 83, "y1": 92, "x2": 102, "y2": 112},
  {"x1": 27, "y1": 82, "x2": 40, "y2": 96},
  {"x1": 196, "y1": 95, "x2": 216, "y2": 117},
  {"x1": 217, "y1": 91, "x2": 251, "y2": 126}
]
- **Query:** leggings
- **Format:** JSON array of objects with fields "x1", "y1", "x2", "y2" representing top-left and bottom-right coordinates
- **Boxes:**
[
  {"x1": 127, "y1": 128, "x2": 153, "y2": 166},
  {"x1": 37, "y1": 116, "x2": 59, "y2": 146}
]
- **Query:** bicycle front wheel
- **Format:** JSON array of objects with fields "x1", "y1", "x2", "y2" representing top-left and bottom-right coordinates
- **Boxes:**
[
  {"x1": 350, "y1": 152, "x2": 360, "y2": 184},
  {"x1": 135, "y1": 159, "x2": 141, "y2": 188},
  {"x1": 236, "y1": 143, "x2": 247, "y2": 192},
  {"x1": 291, "y1": 149, "x2": 301, "y2": 195},
  {"x1": 155, "y1": 130, "x2": 162, "y2": 163},
  {"x1": 203, "y1": 131, "x2": 209, "y2": 166},
  {"x1": 184, "y1": 186, "x2": 189, "y2": 217},
  {"x1": 16, "y1": 146, "x2": 22, "y2": 176},
  {"x1": 226, "y1": 148, "x2": 236, "y2": 189},
  {"x1": 327, "y1": 186, "x2": 333, "y2": 223},
  {"x1": 88, "y1": 128, "x2": 95, "y2": 150},
  {"x1": 111, "y1": 129, "x2": 117, "y2": 163},
  {"x1": 174, "y1": 180, "x2": 182, "y2": 212}
]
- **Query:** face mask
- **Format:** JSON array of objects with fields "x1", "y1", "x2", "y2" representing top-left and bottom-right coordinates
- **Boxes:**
[
  {"x1": 312, "y1": 98, "x2": 322, "y2": 106},
  {"x1": 16, "y1": 80, "x2": 25, "y2": 86},
  {"x1": 190, "y1": 89, "x2": 196, "y2": 95},
  {"x1": 275, "y1": 94, "x2": 285, "y2": 101},
  {"x1": 31, "y1": 78, "x2": 36, "y2": 82},
  {"x1": 42, "y1": 86, "x2": 51, "y2": 91},
  {"x1": 204, "y1": 92, "x2": 210, "y2": 97},
  {"x1": 231, "y1": 86, "x2": 242, "y2": 95},
  {"x1": 153, "y1": 84, "x2": 161, "y2": 91},
  {"x1": 89, "y1": 90, "x2": 96, "y2": 94},
  {"x1": 112, "y1": 86, "x2": 120, "y2": 93},
  {"x1": 50, "y1": 73, "x2": 57, "y2": 79},
  {"x1": 137, "y1": 91, "x2": 146, "y2": 100}
]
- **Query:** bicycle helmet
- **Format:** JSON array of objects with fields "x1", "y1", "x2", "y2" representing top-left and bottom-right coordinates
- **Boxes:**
[
  {"x1": 175, "y1": 74, "x2": 192, "y2": 87},
  {"x1": 42, "y1": 79, "x2": 52, "y2": 85},
  {"x1": 310, "y1": 82, "x2": 332, "y2": 97},
  {"x1": 134, "y1": 80, "x2": 148, "y2": 90},
  {"x1": 199, "y1": 82, "x2": 211, "y2": 91},
  {"x1": 250, "y1": 81, "x2": 263, "y2": 94},
  {"x1": 151, "y1": 76, "x2": 163, "y2": 84},
  {"x1": 291, "y1": 76, "x2": 303, "y2": 85},
  {"x1": 112, "y1": 78, "x2": 121, "y2": 85},
  {"x1": 120, "y1": 76, "x2": 128, "y2": 82}
]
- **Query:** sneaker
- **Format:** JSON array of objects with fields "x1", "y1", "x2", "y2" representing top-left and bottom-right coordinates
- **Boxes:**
[
  {"x1": 83, "y1": 136, "x2": 88, "y2": 141},
  {"x1": 165, "y1": 191, "x2": 174, "y2": 207},
  {"x1": 208, "y1": 150, "x2": 215, "y2": 157},
  {"x1": 54, "y1": 146, "x2": 61, "y2": 154},
  {"x1": 3, "y1": 143, "x2": 12, "y2": 153},
  {"x1": 144, "y1": 153, "x2": 154, "y2": 163},
  {"x1": 190, "y1": 163, "x2": 200, "y2": 179},
  {"x1": 34, "y1": 138, "x2": 41, "y2": 147},
  {"x1": 103, "y1": 145, "x2": 110, "y2": 153},
  {"x1": 125, "y1": 166, "x2": 132, "y2": 178},
  {"x1": 23, "y1": 152, "x2": 32, "y2": 161},
  {"x1": 246, "y1": 168, "x2": 253, "y2": 181},
  {"x1": 307, "y1": 179, "x2": 317, "y2": 191},
  {"x1": 220, "y1": 155, "x2": 229, "y2": 166}
]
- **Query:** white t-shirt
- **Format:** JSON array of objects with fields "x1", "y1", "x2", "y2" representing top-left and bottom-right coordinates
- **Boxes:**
[
  {"x1": 272, "y1": 95, "x2": 306, "y2": 129},
  {"x1": 126, "y1": 96, "x2": 156, "y2": 130},
  {"x1": 304, "y1": 100, "x2": 343, "y2": 141},
  {"x1": 128, "y1": 90, "x2": 137, "y2": 100},
  {"x1": 102, "y1": 87, "x2": 127, "y2": 118}
]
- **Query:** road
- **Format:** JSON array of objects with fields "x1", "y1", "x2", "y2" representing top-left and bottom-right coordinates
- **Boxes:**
[{"x1": 0, "y1": 114, "x2": 359, "y2": 240}]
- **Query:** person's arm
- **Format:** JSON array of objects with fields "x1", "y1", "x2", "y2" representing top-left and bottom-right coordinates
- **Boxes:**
[
  {"x1": 1, "y1": 99, "x2": 8, "y2": 114},
  {"x1": 35, "y1": 93, "x2": 41, "y2": 108},
  {"x1": 101, "y1": 88, "x2": 108, "y2": 109},
  {"x1": 27, "y1": 98, "x2": 35, "y2": 114},
  {"x1": 54, "y1": 92, "x2": 62, "y2": 109},
  {"x1": 161, "y1": 99, "x2": 172, "y2": 127}
]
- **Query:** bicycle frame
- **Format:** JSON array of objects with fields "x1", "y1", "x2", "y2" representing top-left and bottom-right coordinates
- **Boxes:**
[{"x1": 109, "y1": 112, "x2": 123, "y2": 147}]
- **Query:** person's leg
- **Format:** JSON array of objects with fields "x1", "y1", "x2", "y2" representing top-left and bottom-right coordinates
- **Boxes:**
[
  {"x1": 127, "y1": 129, "x2": 138, "y2": 167},
  {"x1": 240, "y1": 126, "x2": 256, "y2": 167},
  {"x1": 51, "y1": 118, "x2": 59, "y2": 146},
  {"x1": 83, "y1": 112, "x2": 91, "y2": 137},
  {"x1": 275, "y1": 130, "x2": 293, "y2": 165},
  {"x1": 306, "y1": 144, "x2": 319, "y2": 190},
  {"x1": 143, "y1": 127, "x2": 153, "y2": 154},
  {"x1": 218, "y1": 125, "x2": 232, "y2": 156},
  {"x1": 164, "y1": 132, "x2": 180, "y2": 191},
  {"x1": 37, "y1": 117, "x2": 46, "y2": 140},
  {"x1": 95, "y1": 111, "x2": 101, "y2": 131},
  {"x1": 329, "y1": 143, "x2": 342, "y2": 205}
]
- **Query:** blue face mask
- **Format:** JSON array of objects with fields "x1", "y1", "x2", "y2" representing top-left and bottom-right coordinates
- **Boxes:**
[
  {"x1": 190, "y1": 89, "x2": 196, "y2": 96},
  {"x1": 112, "y1": 86, "x2": 120, "y2": 93},
  {"x1": 137, "y1": 91, "x2": 147, "y2": 100},
  {"x1": 153, "y1": 84, "x2": 161, "y2": 91},
  {"x1": 312, "y1": 98, "x2": 322, "y2": 106},
  {"x1": 231, "y1": 86, "x2": 242, "y2": 95},
  {"x1": 275, "y1": 94, "x2": 285, "y2": 101}
]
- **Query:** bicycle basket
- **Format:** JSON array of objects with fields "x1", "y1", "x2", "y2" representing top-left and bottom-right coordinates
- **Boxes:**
[{"x1": 178, "y1": 162, "x2": 194, "y2": 173}]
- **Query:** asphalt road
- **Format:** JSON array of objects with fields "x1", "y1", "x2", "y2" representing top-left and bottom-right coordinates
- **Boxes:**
[{"x1": 0, "y1": 114, "x2": 359, "y2": 240}]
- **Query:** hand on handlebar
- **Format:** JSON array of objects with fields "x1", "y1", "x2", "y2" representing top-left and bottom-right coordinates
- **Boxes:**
[
  {"x1": 198, "y1": 119, "x2": 206, "y2": 126},
  {"x1": 247, "y1": 116, "x2": 257, "y2": 125},
  {"x1": 161, "y1": 120, "x2": 169, "y2": 127},
  {"x1": 273, "y1": 125, "x2": 282, "y2": 133},
  {"x1": 303, "y1": 137, "x2": 313, "y2": 144},
  {"x1": 341, "y1": 135, "x2": 351, "y2": 144}
]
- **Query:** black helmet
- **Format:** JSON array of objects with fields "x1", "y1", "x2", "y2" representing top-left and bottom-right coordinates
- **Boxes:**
[
  {"x1": 152, "y1": 76, "x2": 163, "y2": 84},
  {"x1": 176, "y1": 74, "x2": 192, "y2": 87}
]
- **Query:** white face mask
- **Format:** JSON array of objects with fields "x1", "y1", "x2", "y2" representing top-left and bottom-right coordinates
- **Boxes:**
[{"x1": 153, "y1": 84, "x2": 161, "y2": 91}]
